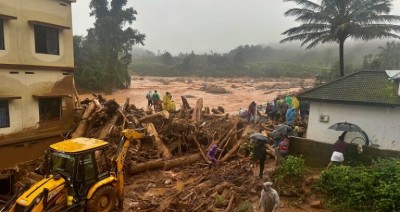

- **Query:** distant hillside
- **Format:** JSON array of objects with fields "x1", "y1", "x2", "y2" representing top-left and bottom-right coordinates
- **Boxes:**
[{"x1": 129, "y1": 40, "x2": 386, "y2": 78}]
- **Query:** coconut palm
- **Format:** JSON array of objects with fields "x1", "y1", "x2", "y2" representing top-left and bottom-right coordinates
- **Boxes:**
[{"x1": 280, "y1": 0, "x2": 400, "y2": 77}]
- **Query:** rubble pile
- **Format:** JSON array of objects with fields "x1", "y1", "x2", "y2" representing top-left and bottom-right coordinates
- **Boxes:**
[{"x1": 68, "y1": 94, "x2": 275, "y2": 211}]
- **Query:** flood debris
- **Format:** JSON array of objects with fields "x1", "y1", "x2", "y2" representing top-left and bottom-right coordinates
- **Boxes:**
[{"x1": 4, "y1": 90, "x2": 315, "y2": 211}]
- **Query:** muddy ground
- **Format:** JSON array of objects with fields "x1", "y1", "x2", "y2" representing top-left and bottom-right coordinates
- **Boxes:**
[{"x1": 80, "y1": 76, "x2": 314, "y2": 113}]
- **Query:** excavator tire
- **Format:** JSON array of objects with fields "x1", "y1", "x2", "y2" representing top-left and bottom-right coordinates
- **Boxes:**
[{"x1": 86, "y1": 185, "x2": 116, "y2": 212}]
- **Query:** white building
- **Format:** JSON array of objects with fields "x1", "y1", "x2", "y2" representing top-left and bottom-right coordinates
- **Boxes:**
[{"x1": 298, "y1": 71, "x2": 400, "y2": 150}]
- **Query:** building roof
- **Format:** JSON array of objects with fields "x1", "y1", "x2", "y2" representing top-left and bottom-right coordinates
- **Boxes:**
[
  {"x1": 297, "y1": 71, "x2": 400, "y2": 106},
  {"x1": 50, "y1": 137, "x2": 108, "y2": 153}
]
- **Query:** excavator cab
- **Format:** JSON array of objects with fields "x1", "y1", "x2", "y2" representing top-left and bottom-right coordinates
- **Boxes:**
[{"x1": 5, "y1": 129, "x2": 145, "y2": 212}]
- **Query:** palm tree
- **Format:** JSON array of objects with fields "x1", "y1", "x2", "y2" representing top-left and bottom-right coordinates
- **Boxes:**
[{"x1": 280, "y1": 0, "x2": 400, "y2": 77}]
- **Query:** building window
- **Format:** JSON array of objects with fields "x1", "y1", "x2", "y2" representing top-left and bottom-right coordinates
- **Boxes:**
[
  {"x1": 0, "y1": 101, "x2": 10, "y2": 128},
  {"x1": 39, "y1": 97, "x2": 61, "y2": 122},
  {"x1": 34, "y1": 25, "x2": 59, "y2": 55},
  {"x1": 0, "y1": 19, "x2": 4, "y2": 50}
]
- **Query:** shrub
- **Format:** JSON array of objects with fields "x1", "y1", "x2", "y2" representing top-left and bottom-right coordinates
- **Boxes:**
[
  {"x1": 275, "y1": 155, "x2": 307, "y2": 182},
  {"x1": 314, "y1": 159, "x2": 400, "y2": 211}
]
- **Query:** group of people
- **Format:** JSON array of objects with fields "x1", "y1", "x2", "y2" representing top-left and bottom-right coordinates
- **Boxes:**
[
  {"x1": 244, "y1": 94, "x2": 309, "y2": 127},
  {"x1": 265, "y1": 95, "x2": 309, "y2": 126},
  {"x1": 146, "y1": 90, "x2": 176, "y2": 112}
]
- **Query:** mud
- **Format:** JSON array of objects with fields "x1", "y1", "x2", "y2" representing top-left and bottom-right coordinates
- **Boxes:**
[{"x1": 80, "y1": 76, "x2": 314, "y2": 114}]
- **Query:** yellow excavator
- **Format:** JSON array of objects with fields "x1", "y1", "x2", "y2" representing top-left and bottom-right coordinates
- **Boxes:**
[{"x1": 1, "y1": 129, "x2": 146, "y2": 212}]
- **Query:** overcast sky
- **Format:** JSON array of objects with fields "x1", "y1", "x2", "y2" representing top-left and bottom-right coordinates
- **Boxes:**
[{"x1": 72, "y1": 0, "x2": 400, "y2": 55}]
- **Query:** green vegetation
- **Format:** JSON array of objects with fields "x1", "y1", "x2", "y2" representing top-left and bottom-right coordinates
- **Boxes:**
[
  {"x1": 314, "y1": 159, "x2": 400, "y2": 211},
  {"x1": 281, "y1": 0, "x2": 400, "y2": 77},
  {"x1": 275, "y1": 155, "x2": 307, "y2": 182},
  {"x1": 74, "y1": 0, "x2": 145, "y2": 92},
  {"x1": 236, "y1": 200, "x2": 253, "y2": 212},
  {"x1": 129, "y1": 43, "x2": 376, "y2": 78},
  {"x1": 362, "y1": 41, "x2": 400, "y2": 71}
]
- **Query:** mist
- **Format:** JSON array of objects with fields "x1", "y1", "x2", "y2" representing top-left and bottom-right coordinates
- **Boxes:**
[{"x1": 72, "y1": 0, "x2": 400, "y2": 55}]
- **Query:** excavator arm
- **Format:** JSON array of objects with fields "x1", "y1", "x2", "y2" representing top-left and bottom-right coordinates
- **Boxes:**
[{"x1": 112, "y1": 129, "x2": 146, "y2": 210}]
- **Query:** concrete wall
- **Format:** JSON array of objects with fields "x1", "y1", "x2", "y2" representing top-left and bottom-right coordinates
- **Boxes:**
[
  {"x1": 0, "y1": 70, "x2": 75, "y2": 137},
  {"x1": 0, "y1": 0, "x2": 74, "y2": 67},
  {"x1": 289, "y1": 137, "x2": 400, "y2": 168},
  {"x1": 306, "y1": 101, "x2": 400, "y2": 150}
]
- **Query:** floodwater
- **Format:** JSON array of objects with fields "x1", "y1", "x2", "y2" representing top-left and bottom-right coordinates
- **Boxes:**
[{"x1": 79, "y1": 76, "x2": 314, "y2": 113}]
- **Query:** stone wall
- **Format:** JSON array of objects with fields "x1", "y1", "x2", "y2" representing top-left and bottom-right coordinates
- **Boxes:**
[{"x1": 289, "y1": 137, "x2": 400, "y2": 168}]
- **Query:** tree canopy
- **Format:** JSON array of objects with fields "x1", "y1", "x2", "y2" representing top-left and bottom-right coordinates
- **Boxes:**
[
  {"x1": 281, "y1": 0, "x2": 400, "y2": 77},
  {"x1": 74, "y1": 0, "x2": 145, "y2": 92}
]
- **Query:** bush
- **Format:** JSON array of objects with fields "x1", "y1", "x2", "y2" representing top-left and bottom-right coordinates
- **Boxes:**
[
  {"x1": 275, "y1": 155, "x2": 307, "y2": 182},
  {"x1": 314, "y1": 159, "x2": 400, "y2": 211}
]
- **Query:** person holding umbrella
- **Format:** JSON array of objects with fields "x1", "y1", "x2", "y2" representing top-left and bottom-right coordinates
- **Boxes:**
[
  {"x1": 250, "y1": 132, "x2": 269, "y2": 178},
  {"x1": 328, "y1": 134, "x2": 347, "y2": 168}
]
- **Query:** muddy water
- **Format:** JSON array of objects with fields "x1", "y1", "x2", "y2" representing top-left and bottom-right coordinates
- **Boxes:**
[{"x1": 79, "y1": 76, "x2": 314, "y2": 113}]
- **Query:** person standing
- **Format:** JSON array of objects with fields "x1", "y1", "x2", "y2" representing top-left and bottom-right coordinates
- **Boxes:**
[
  {"x1": 259, "y1": 182, "x2": 280, "y2": 212},
  {"x1": 280, "y1": 100, "x2": 288, "y2": 123},
  {"x1": 299, "y1": 100, "x2": 310, "y2": 122},
  {"x1": 285, "y1": 107, "x2": 296, "y2": 126},
  {"x1": 248, "y1": 101, "x2": 257, "y2": 123},
  {"x1": 146, "y1": 91, "x2": 153, "y2": 109},
  {"x1": 152, "y1": 90, "x2": 161, "y2": 111},
  {"x1": 251, "y1": 133, "x2": 269, "y2": 178},
  {"x1": 276, "y1": 135, "x2": 290, "y2": 165},
  {"x1": 163, "y1": 92, "x2": 172, "y2": 111},
  {"x1": 328, "y1": 135, "x2": 347, "y2": 167}
]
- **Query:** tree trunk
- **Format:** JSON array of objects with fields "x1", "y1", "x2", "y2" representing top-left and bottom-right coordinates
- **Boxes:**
[
  {"x1": 339, "y1": 39, "x2": 345, "y2": 77},
  {"x1": 221, "y1": 126, "x2": 251, "y2": 162},
  {"x1": 128, "y1": 153, "x2": 202, "y2": 175},
  {"x1": 138, "y1": 110, "x2": 169, "y2": 123},
  {"x1": 181, "y1": 96, "x2": 191, "y2": 110},
  {"x1": 98, "y1": 113, "x2": 119, "y2": 140},
  {"x1": 192, "y1": 98, "x2": 203, "y2": 122},
  {"x1": 128, "y1": 159, "x2": 164, "y2": 174},
  {"x1": 145, "y1": 123, "x2": 173, "y2": 159},
  {"x1": 71, "y1": 102, "x2": 96, "y2": 138}
]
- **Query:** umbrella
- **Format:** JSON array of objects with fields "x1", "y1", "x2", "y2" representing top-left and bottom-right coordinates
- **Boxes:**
[
  {"x1": 250, "y1": 133, "x2": 269, "y2": 142},
  {"x1": 328, "y1": 122, "x2": 363, "y2": 133},
  {"x1": 328, "y1": 122, "x2": 370, "y2": 146}
]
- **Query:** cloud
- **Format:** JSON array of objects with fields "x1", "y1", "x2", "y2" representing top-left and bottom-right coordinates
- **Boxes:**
[{"x1": 72, "y1": 0, "x2": 400, "y2": 54}]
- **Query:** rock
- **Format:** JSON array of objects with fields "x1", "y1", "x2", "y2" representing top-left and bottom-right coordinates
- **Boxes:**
[
  {"x1": 310, "y1": 200, "x2": 324, "y2": 209},
  {"x1": 304, "y1": 175, "x2": 320, "y2": 186}
]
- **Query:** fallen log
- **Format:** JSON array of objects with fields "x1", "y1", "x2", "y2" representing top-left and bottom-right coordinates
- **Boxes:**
[
  {"x1": 128, "y1": 159, "x2": 164, "y2": 174},
  {"x1": 221, "y1": 126, "x2": 251, "y2": 162},
  {"x1": 93, "y1": 99, "x2": 103, "y2": 111},
  {"x1": 211, "y1": 108, "x2": 223, "y2": 114},
  {"x1": 202, "y1": 113, "x2": 229, "y2": 119},
  {"x1": 128, "y1": 153, "x2": 202, "y2": 175},
  {"x1": 164, "y1": 153, "x2": 201, "y2": 169},
  {"x1": 138, "y1": 110, "x2": 169, "y2": 123},
  {"x1": 71, "y1": 101, "x2": 96, "y2": 138},
  {"x1": 98, "y1": 113, "x2": 119, "y2": 140},
  {"x1": 145, "y1": 123, "x2": 173, "y2": 159},
  {"x1": 224, "y1": 193, "x2": 236, "y2": 212}
]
